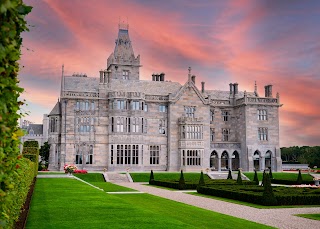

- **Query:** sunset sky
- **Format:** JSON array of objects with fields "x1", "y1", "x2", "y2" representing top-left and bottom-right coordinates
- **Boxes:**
[{"x1": 19, "y1": 0, "x2": 320, "y2": 147}]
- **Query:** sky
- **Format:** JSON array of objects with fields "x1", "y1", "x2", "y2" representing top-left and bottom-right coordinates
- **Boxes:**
[{"x1": 19, "y1": 0, "x2": 320, "y2": 147}]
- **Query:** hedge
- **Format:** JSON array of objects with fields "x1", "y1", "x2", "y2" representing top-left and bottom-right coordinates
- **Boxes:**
[
  {"x1": 197, "y1": 185, "x2": 320, "y2": 206},
  {"x1": 271, "y1": 179, "x2": 314, "y2": 185},
  {"x1": 1, "y1": 157, "x2": 35, "y2": 228},
  {"x1": 23, "y1": 141, "x2": 39, "y2": 148},
  {"x1": 22, "y1": 146, "x2": 39, "y2": 155}
]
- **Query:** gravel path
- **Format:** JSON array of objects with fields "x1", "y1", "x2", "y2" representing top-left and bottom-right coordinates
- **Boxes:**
[{"x1": 116, "y1": 182, "x2": 320, "y2": 229}]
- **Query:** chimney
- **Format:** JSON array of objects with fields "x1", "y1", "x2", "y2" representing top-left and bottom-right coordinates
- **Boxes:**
[
  {"x1": 160, "y1": 72, "x2": 165, "y2": 81},
  {"x1": 99, "y1": 70, "x2": 103, "y2": 83},
  {"x1": 201, "y1": 82, "x2": 205, "y2": 93},
  {"x1": 234, "y1": 83, "x2": 238, "y2": 94},
  {"x1": 191, "y1": 75, "x2": 196, "y2": 84},
  {"x1": 103, "y1": 70, "x2": 108, "y2": 83},
  {"x1": 229, "y1": 83, "x2": 234, "y2": 95},
  {"x1": 264, "y1": 85, "x2": 273, "y2": 97},
  {"x1": 152, "y1": 73, "x2": 155, "y2": 81}
]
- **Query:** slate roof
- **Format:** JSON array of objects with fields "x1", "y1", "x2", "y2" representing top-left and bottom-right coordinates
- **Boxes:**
[
  {"x1": 27, "y1": 124, "x2": 43, "y2": 135},
  {"x1": 109, "y1": 79, "x2": 182, "y2": 95},
  {"x1": 49, "y1": 101, "x2": 61, "y2": 115},
  {"x1": 64, "y1": 76, "x2": 99, "y2": 92}
]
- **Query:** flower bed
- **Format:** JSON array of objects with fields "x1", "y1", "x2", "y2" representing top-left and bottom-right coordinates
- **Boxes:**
[
  {"x1": 73, "y1": 170, "x2": 88, "y2": 174},
  {"x1": 64, "y1": 164, "x2": 78, "y2": 174}
]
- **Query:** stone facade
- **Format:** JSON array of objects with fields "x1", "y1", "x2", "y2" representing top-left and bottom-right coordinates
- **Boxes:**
[{"x1": 48, "y1": 25, "x2": 282, "y2": 172}]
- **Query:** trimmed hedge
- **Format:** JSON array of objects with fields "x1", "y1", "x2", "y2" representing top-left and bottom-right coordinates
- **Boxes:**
[
  {"x1": 22, "y1": 146, "x2": 39, "y2": 155},
  {"x1": 23, "y1": 141, "x2": 39, "y2": 148},
  {"x1": 271, "y1": 179, "x2": 314, "y2": 185},
  {"x1": 197, "y1": 185, "x2": 320, "y2": 206},
  {"x1": 1, "y1": 157, "x2": 35, "y2": 228}
]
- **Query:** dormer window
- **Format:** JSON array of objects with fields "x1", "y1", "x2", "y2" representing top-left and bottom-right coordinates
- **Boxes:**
[{"x1": 123, "y1": 70, "x2": 129, "y2": 80}]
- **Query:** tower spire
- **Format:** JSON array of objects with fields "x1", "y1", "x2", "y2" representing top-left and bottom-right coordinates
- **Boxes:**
[{"x1": 60, "y1": 64, "x2": 64, "y2": 97}]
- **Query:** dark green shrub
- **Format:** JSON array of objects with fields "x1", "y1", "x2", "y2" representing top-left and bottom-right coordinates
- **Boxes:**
[
  {"x1": 236, "y1": 170, "x2": 242, "y2": 184},
  {"x1": 269, "y1": 167, "x2": 273, "y2": 179},
  {"x1": 227, "y1": 169, "x2": 233, "y2": 179},
  {"x1": 262, "y1": 173, "x2": 277, "y2": 206},
  {"x1": 178, "y1": 170, "x2": 186, "y2": 190},
  {"x1": 149, "y1": 170, "x2": 154, "y2": 183},
  {"x1": 297, "y1": 169, "x2": 303, "y2": 185},
  {"x1": 261, "y1": 170, "x2": 266, "y2": 186},
  {"x1": 253, "y1": 170, "x2": 259, "y2": 185},
  {"x1": 198, "y1": 171, "x2": 205, "y2": 188},
  {"x1": 23, "y1": 140, "x2": 39, "y2": 148}
]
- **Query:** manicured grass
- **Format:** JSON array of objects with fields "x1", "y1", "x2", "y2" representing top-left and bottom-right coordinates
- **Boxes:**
[
  {"x1": 74, "y1": 173, "x2": 135, "y2": 192},
  {"x1": 295, "y1": 214, "x2": 320, "y2": 221},
  {"x1": 243, "y1": 172, "x2": 314, "y2": 182},
  {"x1": 130, "y1": 172, "x2": 210, "y2": 182},
  {"x1": 38, "y1": 172, "x2": 65, "y2": 175},
  {"x1": 26, "y1": 178, "x2": 274, "y2": 229}
]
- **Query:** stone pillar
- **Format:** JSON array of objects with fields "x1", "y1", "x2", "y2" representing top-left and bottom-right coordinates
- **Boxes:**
[
  {"x1": 260, "y1": 156, "x2": 265, "y2": 171},
  {"x1": 218, "y1": 158, "x2": 221, "y2": 172},
  {"x1": 228, "y1": 157, "x2": 232, "y2": 171}
]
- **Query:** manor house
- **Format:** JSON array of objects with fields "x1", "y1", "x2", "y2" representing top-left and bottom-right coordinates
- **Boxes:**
[{"x1": 48, "y1": 24, "x2": 282, "y2": 172}]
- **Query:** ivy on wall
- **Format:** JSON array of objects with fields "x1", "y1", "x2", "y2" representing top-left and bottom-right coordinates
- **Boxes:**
[{"x1": 0, "y1": 0, "x2": 32, "y2": 228}]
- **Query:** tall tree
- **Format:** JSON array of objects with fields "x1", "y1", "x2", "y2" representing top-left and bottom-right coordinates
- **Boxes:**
[{"x1": 39, "y1": 141, "x2": 50, "y2": 165}]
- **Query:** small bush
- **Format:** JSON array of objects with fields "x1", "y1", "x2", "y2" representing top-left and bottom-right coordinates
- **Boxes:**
[
  {"x1": 149, "y1": 170, "x2": 154, "y2": 183},
  {"x1": 236, "y1": 170, "x2": 242, "y2": 185},
  {"x1": 297, "y1": 169, "x2": 303, "y2": 185},
  {"x1": 179, "y1": 170, "x2": 186, "y2": 190},
  {"x1": 198, "y1": 171, "x2": 205, "y2": 188},
  {"x1": 253, "y1": 170, "x2": 259, "y2": 185}
]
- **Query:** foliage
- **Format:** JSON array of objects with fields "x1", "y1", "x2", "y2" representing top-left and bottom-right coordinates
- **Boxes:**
[
  {"x1": 269, "y1": 168, "x2": 273, "y2": 179},
  {"x1": 23, "y1": 140, "x2": 39, "y2": 148},
  {"x1": 197, "y1": 184, "x2": 320, "y2": 206},
  {"x1": 261, "y1": 170, "x2": 266, "y2": 186},
  {"x1": 22, "y1": 146, "x2": 38, "y2": 155},
  {"x1": 281, "y1": 146, "x2": 320, "y2": 167},
  {"x1": 297, "y1": 169, "x2": 303, "y2": 185},
  {"x1": 243, "y1": 172, "x2": 314, "y2": 185},
  {"x1": 262, "y1": 173, "x2": 277, "y2": 206},
  {"x1": 253, "y1": 170, "x2": 259, "y2": 185},
  {"x1": 149, "y1": 170, "x2": 154, "y2": 183},
  {"x1": 0, "y1": 157, "x2": 35, "y2": 229},
  {"x1": 236, "y1": 170, "x2": 242, "y2": 184},
  {"x1": 198, "y1": 171, "x2": 205, "y2": 187},
  {"x1": 39, "y1": 141, "x2": 50, "y2": 165},
  {"x1": 227, "y1": 169, "x2": 233, "y2": 179},
  {"x1": 0, "y1": 1, "x2": 32, "y2": 225},
  {"x1": 178, "y1": 170, "x2": 185, "y2": 190}
]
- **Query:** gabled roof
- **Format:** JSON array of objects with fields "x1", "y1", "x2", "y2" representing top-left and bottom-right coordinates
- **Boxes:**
[
  {"x1": 49, "y1": 101, "x2": 61, "y2": 116},
  {"x1": 170, "y1": 80, "x2": 207, "y2": 104}
]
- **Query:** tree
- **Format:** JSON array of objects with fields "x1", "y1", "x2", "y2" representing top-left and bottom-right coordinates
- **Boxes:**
[
  {"x1": 261, "y1": 170, "x2": 266, "y2": 186},
  {"x1": 262, "y1": 173, "x2": 278, "y2": 206},
  {"x1": 39, "y1": 141, "x2": 50, "y2": 165},
  {"x1": 269, "y1": 167, "x2": 273, "y2": 179},
  {"x1": 227, "y1": 169, "x2": 233, "y2": 179},
  {"x1": 236, "y1": 169, "x2": 242, "y2": 184},
  {"x1": 253, "y1": 170, "x2": 259, "y2": 185}
]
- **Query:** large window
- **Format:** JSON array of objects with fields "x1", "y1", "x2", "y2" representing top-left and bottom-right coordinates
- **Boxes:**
[
  {"x1": 210, "y1": 110, "x2": 214, "y2": 123},
  {"x1": 159, "y1": 119, "x2": 166, "y2": 134},
  {"x1": 123, "y1": 70, "x2": 129, "y2": 80},
  {"x1": 210, "y1": 128, "x2": 215, "y2": 142},
  {"x1": 77, "y1": 117, "x2": 94, "y2": 133},
  {"x1": 75, "y1": 101, "x2": 95, "y2": 111},
  {"x1": 258, "y1": 109, "x2": 267, "y2": 120},
  {"x1": 185, "y1": 106, "x2": 195, "y2": 118},
  {"x1": 132, "y1": 101, "x2": 140, "y2": 110},
  {"x1": 181, "y1": 125, "x2": 203, "y2": 139},
  {"x1": 222, "y1": 129, "x2": 230, "y2": 141},
  {"x1": 132, "y1": 117, "x2": 139, "y2": 133},
  {"x1": 75, "y1": 145, "x2": 82, "y2": 164},
  {"x1": 86, "y1": 145, "x2": 93, "y2": 164},
  {"x1": 112, "y1": 144, "x2": 139, "y2": 165},
  {"x1": 159, "y1": 105, "x2": 166, "y2": 112},
  {"x1": 116, "y1": 117, "x2": 124, "y2": 132},
  {"x1": 50, "y1": 117, "x2": 58, "y2": 132},
  {"x1": 150, "y1": 145, "x2": 160, "y2": 165},
  {"x1": 117, "y1": 100, "x2": 126, "y2": 110},
  {"x1": 182, "y1": 150, "x2": 201, "y2": 166},
  {"x1": 258, "y1": 127, "x2": 268, "y2": 141},
  {"x1": 222, "y1": 111, "x2": 230, "y2": 122}
]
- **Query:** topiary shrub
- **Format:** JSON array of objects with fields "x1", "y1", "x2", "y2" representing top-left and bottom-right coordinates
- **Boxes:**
[
  {"x1": 236, "y1": 170, "x2": 242, "y2": 185},
  {"x1": 253, "y1": 170, "x2": 259, "y2": 185},
  {"x1": 269, "y1": 167, "x2": 273, "y2": 179},
  {"x1": 262, "y1": 173, "x2": 278, "y2": 206},
  {"x1": 227, "y1": 169, "x2": 233, "y2": 179},
  {"x1": 261, "y1": 170, "x2": 266, "y2": 186},
  {"x1": 178, "y1": 170, "x2": 185, "y2": 190},
  {"x1": 198, "y1": 171, "x2": 205, "y2": 189},
  {"x1": 296, "y1": 169, "x2": 303, "y2": 185},
  {"x1": 149, "y1": 170, "x2": 154, "y2": 184}
]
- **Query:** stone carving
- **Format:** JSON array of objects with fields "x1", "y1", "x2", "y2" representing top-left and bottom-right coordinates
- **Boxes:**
[
  {"x1": 64, "y1": 91, "x2": 99, "y2": 98},
  {"x1": 180, "y1": 141, "x2": 204, "y2": 148},
  {"x1": 212, "y1": 143, "x2": 241, "y2": 149},
  {"x1": 109, "y1": 134, "x2": 144, "y2": 143}
]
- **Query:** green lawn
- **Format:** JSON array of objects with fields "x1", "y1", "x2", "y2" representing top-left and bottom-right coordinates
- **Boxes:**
[
  {"x1": 74, "y1": 173, "x2": 135, "y2": 192},
  {"x1": 243, "y1": 172, "x2": 314, "y2": 182},
  {"x1": 130, "y1": 172, "x2": 210, "y2": 182},
  {"x1": 295, "y1": 214, "x2": 320, "y2": 221},
  {"x1": 26, "y1": 178, "x2": 274, "y2": 229}
]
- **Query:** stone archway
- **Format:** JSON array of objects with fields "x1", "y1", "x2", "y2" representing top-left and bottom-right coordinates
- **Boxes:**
[
  {"x1": 265, "y1": 150, "x2": 272, "y2": 169},
  {"x1": 253, "y1": 151, "x2": 260, "y2": 171},
  {"x1": 232, "y1": 151, "x2": 239, "y2": 171},
  {"x1": 210, "y1": 151, "x2": 218, "y2": 171},
  {"x1": 221, "y1": 151, "x2": 229, "y2": 171}
]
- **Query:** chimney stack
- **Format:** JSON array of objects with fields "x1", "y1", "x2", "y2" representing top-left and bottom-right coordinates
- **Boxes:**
[
  {"x1": 191, "y1": 75, "x2": 196, "y2": 84},
  {"x1": 234, "y1": 83, "x2": 238, "y2": 94},
  {"x1": 264, "y1": 85, "x2": 273, "y2": 97},
  {"x1": 229, "y1": 83, "x2": 234, "y2": 95},
  {"x1": 201, "y1": 82, "x2": 205, "y2": 93},
  {"x1": 99, "y1": 70, "x2": 103, "y2": 83}
]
